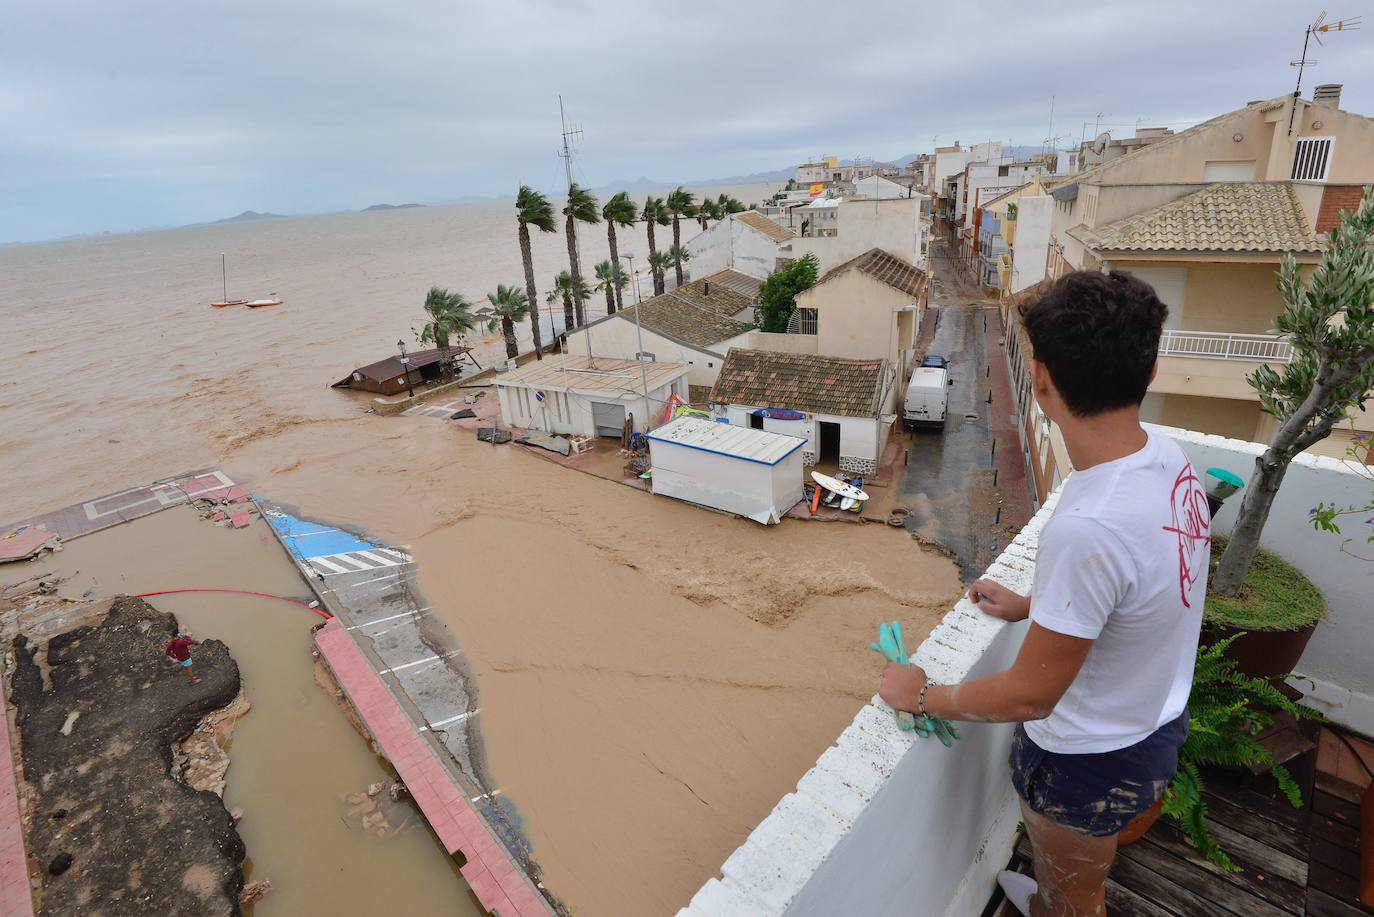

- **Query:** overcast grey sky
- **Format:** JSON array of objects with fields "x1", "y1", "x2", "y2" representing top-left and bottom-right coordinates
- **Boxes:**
[{"x1": 2, "y1": 0, "x2": 1369, "y2": 242}]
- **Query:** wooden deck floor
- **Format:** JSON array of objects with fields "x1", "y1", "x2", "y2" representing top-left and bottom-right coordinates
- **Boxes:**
[{"x1": 995, "y1": 725, "x2": 1372, "y2": 917}]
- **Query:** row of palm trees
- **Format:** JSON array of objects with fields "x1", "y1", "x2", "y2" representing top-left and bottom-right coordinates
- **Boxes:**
[
  {"x1": 514, "y1": 184, "x2": 747, "y2": 358},
  {"x1": 417, "y1": 284, "x2": 530, "y2": 370}
]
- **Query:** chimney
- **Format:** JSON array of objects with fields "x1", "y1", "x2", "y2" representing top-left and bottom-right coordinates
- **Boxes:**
[
  {"x1": 1313, "y1": 84, "x2": 1343, "y2": 109},
  {"x1": 703, "y1": 280, "x2": 710, "y2": 295}
]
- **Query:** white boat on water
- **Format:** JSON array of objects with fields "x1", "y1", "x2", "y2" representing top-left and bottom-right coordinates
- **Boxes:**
[{"x1": 209, "y1": 254, "x2": 282, "y2": 308}]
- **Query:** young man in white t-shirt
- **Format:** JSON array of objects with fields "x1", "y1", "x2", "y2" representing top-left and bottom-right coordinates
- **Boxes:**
[{"x1": 879, "y1": 270, "x2": 1211, "y2": 916}]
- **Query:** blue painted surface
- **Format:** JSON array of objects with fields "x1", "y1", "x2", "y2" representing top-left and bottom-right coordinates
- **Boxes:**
[{"x1": 265, "y1": 508, "x2": 381, "y2": 560}]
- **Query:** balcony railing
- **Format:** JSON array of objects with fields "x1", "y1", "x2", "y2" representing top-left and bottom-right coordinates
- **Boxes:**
[{"x1": 1158, "y1": 330, "x2": 1294, "y2": 363}]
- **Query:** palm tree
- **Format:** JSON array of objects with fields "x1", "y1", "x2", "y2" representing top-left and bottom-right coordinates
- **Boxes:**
[
  {"x1": 547, "y1": 270, "x2": 575, "y2": 340},
  {"x1": 718, "y1": 193, "x2": 745, "y2": 216},
  {"x1": 697, "y1": 198, "x2": 722, "y2": 230},
  {"x1": 515, "y1": 185, "x2": 557, "y2": 360},
  {"x1": 593, "y1": 260, "x2": 629, "y2": 316},
  {"x1": 601, "y1": 191, "x2": 637, "y2": 311},
  {"x1": 487, "y1": 284, "x2": 530, "y2": 361},
  {"x1": 648, "y1": 250, "x2": 674, "y2": 294},
  {"x1": 641, "y1": 196, "x2": 671, "y2": 295},
  {"x1": 416, "y1": 286, "x2": 476, "y2": 379},
  {"x1": 665, "y1": 186, "x2": 697, "y2": 288},
  {"x1": 668, "y1": 245, "x2": 691, "y2": 277},
  {"x1": 562, "y1": 184, "x2": 600, "y2": 329}
]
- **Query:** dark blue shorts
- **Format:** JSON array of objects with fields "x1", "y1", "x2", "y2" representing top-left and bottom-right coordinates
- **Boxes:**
[{"x1": 1009, "y1": 710, "x2": 1189, "y2": 836}]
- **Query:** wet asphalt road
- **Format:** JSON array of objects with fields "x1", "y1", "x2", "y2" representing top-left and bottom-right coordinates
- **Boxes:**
[{"x1": 900, "y1": 240, "x2": 1006, "y2": 580}]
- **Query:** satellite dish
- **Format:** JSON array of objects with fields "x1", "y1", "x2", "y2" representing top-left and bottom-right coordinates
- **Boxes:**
[{"x1": 1091, "y1": 132, "x2": 1111, "y2": 155}]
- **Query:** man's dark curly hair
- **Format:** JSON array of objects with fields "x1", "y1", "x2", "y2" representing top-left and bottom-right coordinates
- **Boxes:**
[{"x1": 1019, "y1": 270, "x2": 1168, "y2": 418}]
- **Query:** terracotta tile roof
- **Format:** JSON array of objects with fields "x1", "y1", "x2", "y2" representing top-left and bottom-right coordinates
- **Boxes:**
[
  {"x1": 671, "y1": 277, "x2": 756, "y2": 317},
  {"x1": 1074, "y1": 182, "x2": 1320, "y2": 255},
  {"x1": 701, "y1": 269, "x2": 763, "y2": 300},
  {"x1": 619, "y1": 290, "x2": 753, "y2": 350},
  {"x1": 735, "y1": 210, "x2": 797, "y2": 243},
  {"x1": 710, "y1": 349, "x2": 889, "y2": 417},
  {"x1": 819, "y1": 248, "x2": 928, "y2": 298}
]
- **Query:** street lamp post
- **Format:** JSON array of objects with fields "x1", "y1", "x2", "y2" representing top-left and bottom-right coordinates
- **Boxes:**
[
  {"x1": 397, "y1": 339, "x2": 415, "y2": 398},
  {"x1": 620, "y1": 252, "x2": 651, "y2": 423}
]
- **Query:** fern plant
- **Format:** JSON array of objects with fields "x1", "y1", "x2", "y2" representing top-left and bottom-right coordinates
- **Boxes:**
[{"x1": 1163, "y1": 635, "x2": 1320, "y2": 871}]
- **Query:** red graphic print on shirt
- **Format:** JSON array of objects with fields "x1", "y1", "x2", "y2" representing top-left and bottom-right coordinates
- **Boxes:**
[{"x1": 1161, "y1": 464, "x2": 1212, "y2": 607}]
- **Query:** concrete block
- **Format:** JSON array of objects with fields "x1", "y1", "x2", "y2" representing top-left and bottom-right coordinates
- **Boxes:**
[
  {"x1": 911, "y1": 637, "x2": 975, "y2": 684},
  {"x1": 837, "y1": 717, "x2": 914, "y2": 779},
  {"x1": 720, "y1": 795, "x2": 842, "y2": 913},
  {"x1": 688, "y1": 878, "x2": 773, "y2": 917},
  {"x1": 815, "y1": 746, "x2": 886, "y2": 799},
  {"x1": 796, "y1": 766, "x2": 868, "y2": 826}
]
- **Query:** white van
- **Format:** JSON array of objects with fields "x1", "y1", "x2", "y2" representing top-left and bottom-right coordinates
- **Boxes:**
[{"x1": 904, "y1": 366, "x2": 949, "y2": 428}]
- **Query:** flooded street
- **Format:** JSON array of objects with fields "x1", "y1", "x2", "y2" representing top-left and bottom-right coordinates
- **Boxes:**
[{"x1": 0, "y1": 506, "x2": 481, "y2": 917}]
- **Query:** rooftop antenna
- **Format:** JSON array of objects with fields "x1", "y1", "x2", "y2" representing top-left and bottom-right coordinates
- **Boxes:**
[
  {"x1": 557, "y1": 95, "x2": 593, "y2": 366},
  {"x1": 1289, "y1": 12, "x2": 1361, "y2": 134},
  {"x1": 1044, "y1": 95, "x2": 1055, "y2": 156}
]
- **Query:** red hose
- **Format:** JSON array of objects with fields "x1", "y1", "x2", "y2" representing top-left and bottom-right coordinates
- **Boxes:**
[{"x1": 135, "y1": 588, "x2": 332, "y2": 619}]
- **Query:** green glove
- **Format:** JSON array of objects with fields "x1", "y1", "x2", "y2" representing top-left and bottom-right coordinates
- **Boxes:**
[{"x1": 870, "y1": 619, "x2": 961, "y2": 745}]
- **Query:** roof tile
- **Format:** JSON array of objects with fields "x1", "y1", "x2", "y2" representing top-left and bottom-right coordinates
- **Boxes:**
[
  {"x1": 735, "y1": 211, "x2": 797, "y2": 243},
  {"x1": 710, "y1": 349, "x2": 889, "y2": 417},
  {"x1": 818, "y1": 248, "x2": 928, "y2": 298}
]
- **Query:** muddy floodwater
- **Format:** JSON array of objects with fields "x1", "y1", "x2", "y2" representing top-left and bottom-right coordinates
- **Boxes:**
[
  {"x1": 4, "y1": 199, "x2": 965, "y2": 915},
  {"x1": 0, "y1": 506, "x2": 481, "y2": 917}
]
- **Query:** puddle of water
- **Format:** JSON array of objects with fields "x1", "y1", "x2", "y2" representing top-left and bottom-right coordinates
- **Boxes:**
[{"x1": 1, "y1": 506, "x2": 481, "y2": 917}]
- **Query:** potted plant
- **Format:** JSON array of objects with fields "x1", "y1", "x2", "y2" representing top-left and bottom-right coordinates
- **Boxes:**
[
  {"x1": 1201, "y1": 535, "x2": 1326, "y2": 680},
  {"x1": 1119, "y1": 636, "x2": 1320, "y2": 867},
  {"x1": 1209, "y1": 187, "x2": 1374, "y2": 674}
]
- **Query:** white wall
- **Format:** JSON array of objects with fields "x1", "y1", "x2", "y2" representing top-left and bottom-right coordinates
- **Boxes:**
[
  {"x1": 1157, "y1": 425, "x2": 1374, "y2": 730},
  {"x1": 650, "y1": 438, "x2": 805, "y2": 524},
  {"x1": 686, "y1": 215, "x2": 781, "y2": 281},
  {"x1": 686, "y1": 219, "x2": 733, "y2": 278},
  {"x1": 782, "y1": 199, "x2": 920, "y2": 273},
  {"x1": 566, "y1": 317, "x2": 735, "y2": 387},
  {"x1": 716, "y1": 407, "x2": 882, "y2": 463},
  {"x1": 1009, "y1": 196, "x2": 1052, "y2": 294},
  {"x1": 498, "y1": 375, "x2": 688, "y2": 436}
]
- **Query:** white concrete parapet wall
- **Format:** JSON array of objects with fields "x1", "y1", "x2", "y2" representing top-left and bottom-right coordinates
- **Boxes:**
[{"x1": 678, "y1": 490, "x2": 1059, "y2": 917}]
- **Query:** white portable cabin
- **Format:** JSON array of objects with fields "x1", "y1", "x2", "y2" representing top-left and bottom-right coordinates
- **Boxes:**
[{"x1": 647, "y1": 416, "x2": 806, "y2": 525}]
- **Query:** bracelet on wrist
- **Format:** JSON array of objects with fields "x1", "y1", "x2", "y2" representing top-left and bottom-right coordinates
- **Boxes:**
[{"x1": 918, "y1": 680, "x2": 935, "y2": 719}]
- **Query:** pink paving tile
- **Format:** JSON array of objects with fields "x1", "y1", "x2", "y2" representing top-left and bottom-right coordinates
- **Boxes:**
[{"x1": 507, "y1": 886, "x2": 548, "y2": 916}]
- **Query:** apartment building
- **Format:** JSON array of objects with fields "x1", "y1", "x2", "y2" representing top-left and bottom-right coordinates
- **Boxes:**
[{"x1": 1007, "y1": 86, "x2": 1374, "y2": 502}]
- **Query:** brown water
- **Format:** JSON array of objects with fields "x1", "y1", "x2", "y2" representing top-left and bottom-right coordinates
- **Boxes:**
[
  {"x1": 2, "y1": 189, "x2": 966, "y2": 915},
  {"x1": 0, "y1": 506, "x2": 481, "y2": 916}
]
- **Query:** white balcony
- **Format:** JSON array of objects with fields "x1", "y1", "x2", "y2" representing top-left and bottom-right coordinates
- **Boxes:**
[{"x1": 1159, "y1": 330, "x2": 1293, "y2": 363}]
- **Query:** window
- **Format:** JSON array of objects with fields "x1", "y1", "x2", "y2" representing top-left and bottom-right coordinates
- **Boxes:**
[
  {"x1": 998, "y1": 165, "x2": 1009, "y2": 177},
  {"x1": 1291, "y1": 137, "x2": 1334, "y2": 182}
]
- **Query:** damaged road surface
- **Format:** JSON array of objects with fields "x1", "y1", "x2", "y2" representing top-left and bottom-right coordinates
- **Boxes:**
[{"x1": 10, "y1": 596, "x2": 247, "y2": 916}]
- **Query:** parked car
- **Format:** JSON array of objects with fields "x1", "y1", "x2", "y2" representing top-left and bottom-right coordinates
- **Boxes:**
[
  {"x1": 904, "y1": 367, "x2": 952, "y2": 428},
  {"x1": 920, "y1": 355, "x2": 948, "y2": 369}
]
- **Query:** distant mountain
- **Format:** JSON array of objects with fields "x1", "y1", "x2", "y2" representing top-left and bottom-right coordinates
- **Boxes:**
[
  {"x1": 362, "y1": 203, "x2": 425, "y2": 212},
  {"x1": 213, "y1": 210, "x2": 283, "y2": 224}
]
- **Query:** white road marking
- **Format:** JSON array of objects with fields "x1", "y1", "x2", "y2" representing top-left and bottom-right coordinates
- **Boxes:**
[
  {"x1": 346, "y1": 607, "x2": 430, "y2": 630},
  {"x1": 329, "y1": 571, "x2": 406, "y2": 586},
  {"x1": 378, "y1": 651, "x2": 457, "y2": 675},
  {"x1": 420, "y1": 709, "x2": 479, "y2": 731},
  {"x1": 308, "y1": 557, "x2": 350, "y2": 574},
  {"x1": 355, "y1": 550, "x2": 394, "y2": 566}
]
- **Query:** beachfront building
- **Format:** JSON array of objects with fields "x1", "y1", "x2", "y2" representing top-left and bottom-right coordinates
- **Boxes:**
[
  {"x1": 850, "y1": 175, "x2": 909, "y2": 199},
  {"x1": 777, "y1": 197, "x2": 927, "y2": 273},
  {"x1": 564, "y1": 279, "x2": 755, "y2": 390},
  {"x1": 765, "y1": 248, "x2": 928, "y2": 397},
  {"x1": 686, "y1": 211, "x2": 797, "y2": 280},
  {"x1": 710, "y1": 348, "x2": 895, "y2": 475},
  {"x1": 1001, "y1": 85, "x2": 1374, "y2": 500},
  {"x1": 646, "y1": 416, "x2": 806, "y2": 525},
  {"x1": 331, "y1": 346, "x2": 478, "y2": 396},
  {"x1": 494, "y1": 353, "x2": 690, "y2": 438}
]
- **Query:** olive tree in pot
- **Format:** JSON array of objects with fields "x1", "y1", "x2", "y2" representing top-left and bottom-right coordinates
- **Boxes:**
[{"x1": 1209, "y1": 186, "x2": 1374, "y2": 679}]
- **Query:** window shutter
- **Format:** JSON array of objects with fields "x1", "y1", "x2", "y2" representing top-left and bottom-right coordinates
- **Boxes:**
[{"x1": 1291, "y1": 137, "x2": 1334, "y2": 182}]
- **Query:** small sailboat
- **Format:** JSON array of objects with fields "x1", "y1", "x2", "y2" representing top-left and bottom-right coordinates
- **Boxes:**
[{"x1": 210, "y1": 253, "x2": 283, "y2": 308}]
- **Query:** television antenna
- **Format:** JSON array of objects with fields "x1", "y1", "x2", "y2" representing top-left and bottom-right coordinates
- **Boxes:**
[
  {"x1": 557, "y1": 95, "x2": 584, "y2": 187},
  {"x1": 1289, "y1": 12, "x2": 1362, "y2": 133}
]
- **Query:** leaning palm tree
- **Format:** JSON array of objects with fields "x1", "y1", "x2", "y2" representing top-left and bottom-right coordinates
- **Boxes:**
[
  {"x1": 648, "y1": 250, "x2": 674, "y2": 294},
  {"x1": 718, "y1": 193, "x2": 746, "y2": 216},
  {"x1": 486, "y1": 284, "x2": 531, "y2": 361},
  {"x1": 601, "y1": 191, "x2": 638, "y2": 311},
  {"x1": 562, "y1": 184, "x2": 600, "y2": 329},
  {"x1": 547, "y1": 270, "x2": 575, "y2": 340},
  {"x1": 515, "y1": 185, "x2": 557, "y2": 360},
  {"x1": 417, "y1": 286, "x2": 476, "y2": 379},
  {"x1": 641, "y1": 196, "x2": 671, "y2": 295},
  {"x1": 668, "y1": 245, "x2": 691, "y2": 277},
  {"x1": 593, "y1": 260, "x2": 629, "y2": 316},
  {"x1": 665, "y1": 186, "x2": 697, "y2": 288}
]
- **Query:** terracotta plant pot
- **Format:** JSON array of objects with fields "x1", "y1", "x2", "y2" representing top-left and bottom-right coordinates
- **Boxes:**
[
  {"x1": 1209, "y1": 622, "x2": 1319, "y2": 682},
  {"x1": 1117, "y1": 796, "x2": 1166, "y2": 846}
]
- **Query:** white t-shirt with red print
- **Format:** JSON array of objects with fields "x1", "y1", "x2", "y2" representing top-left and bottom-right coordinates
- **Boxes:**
[{"x1": 1024, "y1": 428, "x2": 1210, "y2": 754}]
